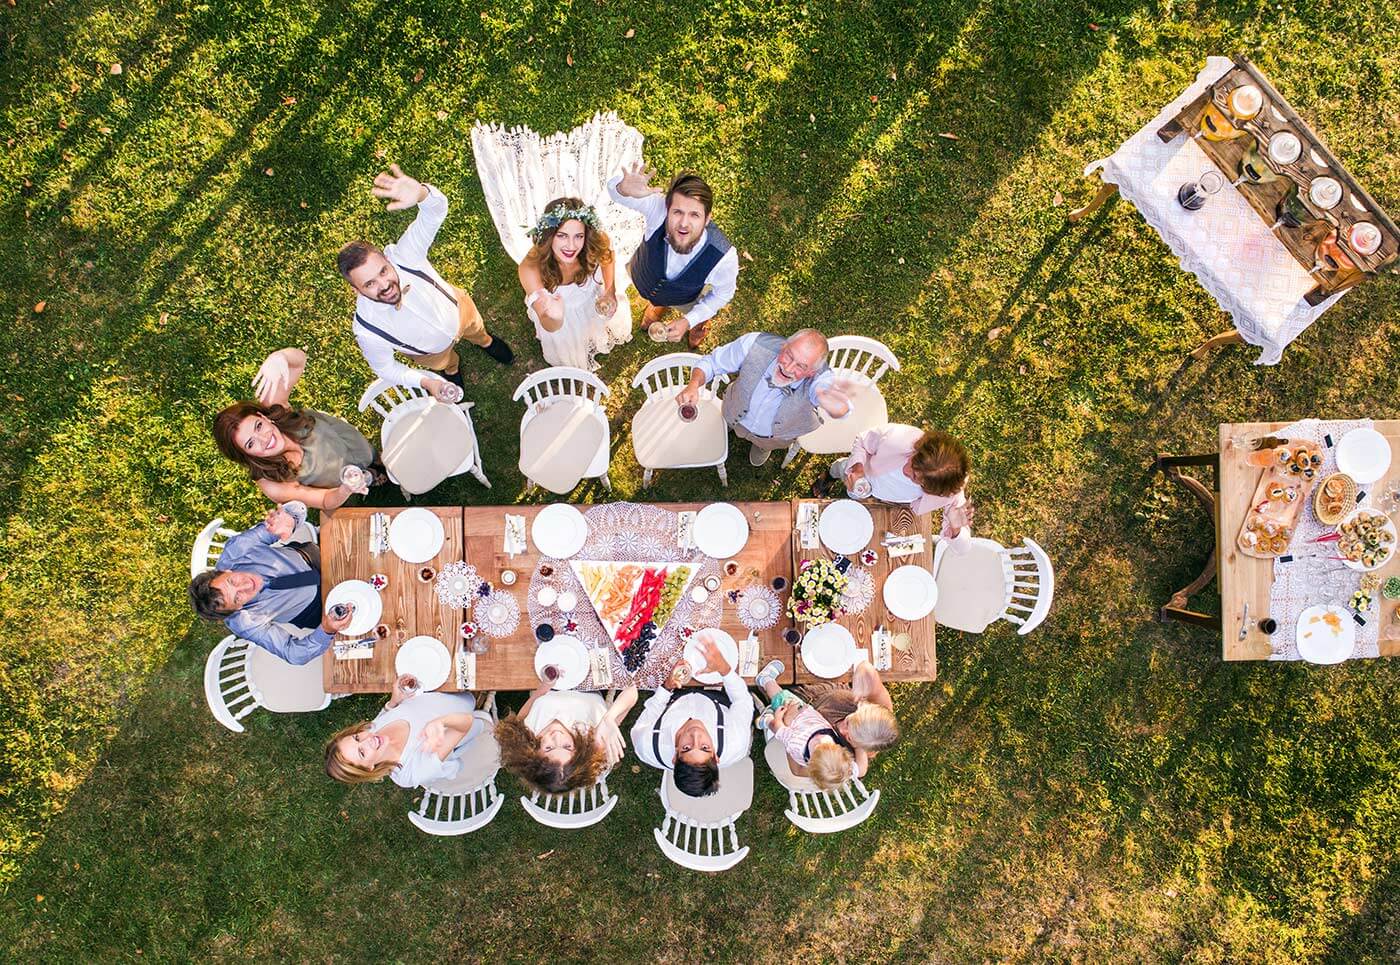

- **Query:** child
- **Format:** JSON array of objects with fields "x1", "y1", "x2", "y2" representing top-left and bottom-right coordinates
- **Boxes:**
[{"x1": 754, "y1": 661, "x2": 855, "y2": 790}]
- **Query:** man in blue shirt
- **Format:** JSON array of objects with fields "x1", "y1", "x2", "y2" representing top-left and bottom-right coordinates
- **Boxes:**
[{"x1": 188, "y1": 508, "x2": 351, "y2": 664}]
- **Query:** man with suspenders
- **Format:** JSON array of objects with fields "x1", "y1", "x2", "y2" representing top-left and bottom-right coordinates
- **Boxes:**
[
  {"x1": 338, "y1": 164, "x2": 514, "y2": 400},
  {"x1": 630, "y1": 636, "x2": 754, "y2": 797}
]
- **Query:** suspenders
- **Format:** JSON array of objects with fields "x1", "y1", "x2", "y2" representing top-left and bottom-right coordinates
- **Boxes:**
[
  {"x1": 352, "y1": 262, "x2": 458, "y2": 355},
  {"x1": 651, "y1": 688, "x2": 730, "y2": 767}
]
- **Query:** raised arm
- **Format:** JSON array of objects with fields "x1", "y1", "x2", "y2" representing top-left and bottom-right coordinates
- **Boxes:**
[
  {"x1": 373, "y1": 165, "x2": 446, "y2": 265},
  {"x1": 851, "y1": 660, "x2": 893, "y2": 711},
  {"x1": 518, "y1": 256, "x2": 565, "y2": 333},
  {"x1": 252, "y1": 348, "x2": 307, "y2": 407},
  {"x1": 607, "y1": 164, "x2": 667, "y2": 231},
  {"x1": 256, "y1": 476, "x2": 355, "y2": 512}
]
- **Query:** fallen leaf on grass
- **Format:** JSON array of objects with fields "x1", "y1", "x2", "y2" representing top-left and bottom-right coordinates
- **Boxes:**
[
  {"x1": 70, "y1": 81, "x2": 79, "y2": 93},
  {"x1": 33, "y1": 300, "x2": 46, "y2": 313},
  {"x1": 1053, "y1": 190, "x2": 1064, "y2": 206},
  {"x1": 299, "y1": 201, "x2": 308, "y2": 209},
  {"x1": 741, "y1": 250, "x2": 754, "y2": 262},
  {"x1": 110, "y1": 63, "x2": 122, "y2": 75},
  {"x1": 99, "y1": 126, "x2": 112, "y2": 135},
  {"x1": 281, "y1": 96, "x2": 297, "y2": 106},
  {"x1": 264, "y1": 167, "x2": 274, "y2": 176},
  {"x1": 375, "y1": 147, "x2": 387, "y2": 159},
  {"x1": 412, "y1": 68, "x2": 424, "y2": 83},
  {"x1": 566, "y1": 52, "x2": 574, "y2": 67},
  {"x1": 986, "y1": 326, "x2": 1006, "y2": 341},
  {"x1": 624, "y1": 28, "x2": 635, "y2": 38},
  {"x1": 57, "y1": 119, "x2": 68, "y2": 130},
  {"x1": 938, "y1": 131, "x2": 959, "y2": 140},
  {"x1": 870, "y1": 95, "x2": 878, "y2": 104},
  {"x1": 536, "y1": 850, "x2": 554, "y2": 859},
  {"x1": 158, "y1": 311, "x2": 169, "y2": 325},
  {"x1": 897, "y1": 257, "x2": 905, "y2": 264},
  {"x1": 1089, "y1": 23, "x2": 1100, "y2": 31},
  {"x1": 435, "y1": 109, "x2": 448, "y2": 120}
]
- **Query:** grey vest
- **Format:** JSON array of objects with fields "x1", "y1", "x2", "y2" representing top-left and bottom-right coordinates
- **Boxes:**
[{"x1": 720, "y1": 334, "x2": 825, "y2": 440}]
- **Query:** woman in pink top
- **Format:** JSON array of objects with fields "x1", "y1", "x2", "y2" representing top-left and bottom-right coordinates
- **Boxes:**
[{"x1": 820, "y1": 424, "x2": 973, "y2": 542}]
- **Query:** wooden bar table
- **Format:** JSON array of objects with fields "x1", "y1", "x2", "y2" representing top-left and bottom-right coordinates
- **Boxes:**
[
  {"x1": 459, "y1": 500, "x2": 799, "y2": 691},
  {"x1": 322, "y1": 507, "x2": 464, "y2": 693},
  {"x1": 1216, "y1": 421, "x2": 1400, "y2": 660},
  {"x1": 791, "y1": 499, "x2": 937, "y2": 683}
]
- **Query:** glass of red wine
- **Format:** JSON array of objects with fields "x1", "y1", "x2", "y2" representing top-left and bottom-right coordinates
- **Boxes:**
[{"x1": 782, "y1": 627, "x2": 801, "y2": 646}]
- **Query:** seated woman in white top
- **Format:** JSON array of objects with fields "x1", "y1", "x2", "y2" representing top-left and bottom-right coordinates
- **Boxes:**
[
  {"x1": 495, "y1": 683, "x2": 638, "y2": 794},
  {"x1": 324, "y1": 676, "x2": 478, "y2": 789}
]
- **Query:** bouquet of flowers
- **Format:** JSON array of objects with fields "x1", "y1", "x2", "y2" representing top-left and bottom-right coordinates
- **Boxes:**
[{"x1": 788, "y1": 558, "x2": 848, "y2": 627}]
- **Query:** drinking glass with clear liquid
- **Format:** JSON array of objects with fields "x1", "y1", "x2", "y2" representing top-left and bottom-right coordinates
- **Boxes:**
[{"x1": 340, "y1": 464, "x2": 368, "y2": 492}]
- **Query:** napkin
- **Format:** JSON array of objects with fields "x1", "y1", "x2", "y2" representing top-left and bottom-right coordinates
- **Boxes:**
[
  {"x1": 676, "y1": 511, "x2": 697, "y2": 551},
  {"x1": 588, "y1": 648, "x2": 614, "y2": 687},
  {"x1": 334, "y1": 637, "x2": 375, "y2": 660},
  {"x1": 871, "y1": 628, "x2": 893, "y2": 671},
  {"x1": 504, "y1": 514, "x2": 526, "y2": 556},
  {"x1": 738, "y1": 633, "x2": 761, "y2": 679},
  {"x1": 370, "y1": 513, "x2": 391, "y2": 556},
  {"x1": 884, "y1": 534, "x2": 926, "y2": 558},
  {"x1": 797, "y1": 503, "x2": 821, "y2": 549},
  {"x1": 455, "y1": 648, "x2": 476, "y2": 690}
]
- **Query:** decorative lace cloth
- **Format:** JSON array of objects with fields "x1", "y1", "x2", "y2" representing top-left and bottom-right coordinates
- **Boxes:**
[
  {"x1": 526, "y1": 503, "x2": 725, "y2": 689},
  {"x1": 434, "y1": 561, "x2": 482, "y2": 609},
  {"x1": 474, "y1": 589, "x2": 521, "y2": 639},
  {"x1": 1265, "y1": 418, "x2": 1380, "y2": 660},
  {"x1": 840, "y1": 566, "x2": 876, "y2": 616},
  {"x1": 471, "y1": 112, "x2": 645, "y2": 370},
  {"x1": 1084, "y1": 57, "x2": 1346, "y2": 365}
]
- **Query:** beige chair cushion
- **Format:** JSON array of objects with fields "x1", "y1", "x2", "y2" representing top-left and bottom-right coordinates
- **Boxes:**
[
  {"x1": 519, "y1": 400, "x2": 608, "y2": 494},
  {"x1": 934, "y1": 542, "x2": 1008, "y2": 633},
  {"x1": 663, "y1": 756, "x2": 754, "y2": 820},
  {"x1": 631, "y1": 393, "x2": 727, "y2": 469},
  {"x1": 798, "y1": 376, "x2": 889, "y2": 456},
  {"x1": 424, "y1": 713, "x2": 501, "y2": 793},
  {"x1": 763, "y1": 733, "x2": 821, "y2": 793},
  {"x1": 382, "y1": 402, "x2": 474, "y2": 496},
  {"x1": 245, "y1": 645, "x2": 328, "y2": 713}
]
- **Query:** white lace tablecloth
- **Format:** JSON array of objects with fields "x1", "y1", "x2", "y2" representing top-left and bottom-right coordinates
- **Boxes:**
[
  {"x1": 1085, "y1": 56, "x2": 1346, "y2": 365},
  {"x1": 1266, "y1": 418, "x2": 1380, "y2": 660},
  {"x1": 525, "y1": 503, "x2": 725, "y2": 689}
]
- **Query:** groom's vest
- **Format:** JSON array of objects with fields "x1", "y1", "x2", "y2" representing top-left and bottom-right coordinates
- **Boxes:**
[
  {"x1": 720, "y1": 334, "x2": 826, "y2": 441},
  {"x1": 628, "y1": 221, "x2": 732, "y2": 306}
]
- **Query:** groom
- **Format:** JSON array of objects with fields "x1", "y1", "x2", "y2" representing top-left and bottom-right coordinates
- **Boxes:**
[
  {"x1": 607, "y1": 163, "x2": 738, "y2": 348},
  {"x1": 338, "y1": 163, "x2": 513, "y2": 401}
]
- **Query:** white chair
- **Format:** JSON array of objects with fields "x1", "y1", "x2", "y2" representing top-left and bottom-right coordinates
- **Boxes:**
[
  {"x1": 358, "y1": 379, "x2": 489, "y2": 494},
  {"x1": 191, "y1": 516, "x2": 318, "y2": 578},
  {"x1": 409, "y1": 704, "x2": 505, "y2": 836},
  {"x1": 190, "y1": 518, "x2": 238, "y2": 577},
  {"x1": 512, "y1": 366, "x2": 612, "y2": 494},
  {"x1": 202, "y1": 635, "x2": 332, "y2": 733},
  {"x1": 933, "y1": 536, "x2": 1055, "y2": 635},
  {"x1": 653, "y1": 757, "x2": 753, "y2": 872},
  {"x1": 520, "y1": 772, "x2": 619, "y2": 829},
  {"x1": 629, "y1": 352, "x2": 729, "y2": 488},
  {"x1": 782, "y1": 335, "x2": 901, "y2": 468},
  {"x1": 762, "y1": 733, "x2": 880, "y2": 833}
]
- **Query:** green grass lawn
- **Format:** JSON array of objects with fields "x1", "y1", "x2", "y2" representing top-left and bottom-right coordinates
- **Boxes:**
[{"x1": 3, "y1": 0, "x2": 1400, "y2": 959}]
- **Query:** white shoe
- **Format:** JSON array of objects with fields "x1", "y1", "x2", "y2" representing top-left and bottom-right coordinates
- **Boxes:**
[{"x1": 755, "y1": 659, "x2": 785, "y2": 690}]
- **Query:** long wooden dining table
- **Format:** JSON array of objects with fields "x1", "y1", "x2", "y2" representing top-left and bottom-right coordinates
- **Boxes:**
[{"x1": 322, "y1": 499, "x2": 939, "y2": 692}]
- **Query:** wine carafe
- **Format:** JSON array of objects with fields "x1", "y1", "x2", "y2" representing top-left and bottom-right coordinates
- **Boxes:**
[
  {"x1": 1195, "y1": 103, "x2": 1249, "y2": 142},
  {"x1": 1270, "y1": 185, "x2": 1316, "y2": 230},
  {"x1": 1232, "y1": 141, "x2": 1279, "y2": 187},
  {"x1": 1311, "y1": 229, "x2": 1357, "y2": 275}
]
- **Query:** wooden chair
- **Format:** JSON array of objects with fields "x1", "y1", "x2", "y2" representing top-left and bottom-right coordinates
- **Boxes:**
[
  {"x1": 358, "y1": 379, "x2": 488, "y2": 494},
  {"x1": 933, "y1": 536, "x2": 1055, "y2": 635},
  {"x1": 512, "y1": 366, "x2": 612, "y2": 494},
  {"x1": 762, "y1": 731, "x2": 880, "y2": 833},
  {"x1": 652, "y1": 757, "x2": 753, "y2": 872},
  {"x1": 202, "y1": 635, "x2": 332, "y2": 733},
  {"x1": 783, "y1": 335, "x2": 901, "y2": 468},
  {"x1": 629, "y1": 352, "x2": 729, "y2": 488},
  {"x1": 519, "y1": 773, "x2": 619, "y2": 829},
  {"x1": 408, "y1": 700, "x2": 505, "y2": 836}
]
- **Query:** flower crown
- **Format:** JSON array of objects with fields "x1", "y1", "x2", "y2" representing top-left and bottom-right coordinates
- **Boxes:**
[{"x1": 527, "y1": 202, "x2": 602, "y2": 243}]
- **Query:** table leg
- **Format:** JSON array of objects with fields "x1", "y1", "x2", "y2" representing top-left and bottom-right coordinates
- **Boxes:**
[
  {"x1": 1151, "y1": 452, "x2": 1222, "y2": 629},
  {"x1": 1188, "y1": 328, "x2": 1245, "y2": 360},
  {"x1": 1068, "y1": 180, "x2": 1118, "y2": 222}
]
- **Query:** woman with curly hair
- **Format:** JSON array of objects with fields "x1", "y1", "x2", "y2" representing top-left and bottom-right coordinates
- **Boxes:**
[
  {"x1": 495, "y1": 682, "x2": 638, "y2": 794},
  {"x1": 212, "y1": 348, "x2": 380, "y2": 512},
  {"x1": 516, "y1": 196, "x2": 633, "y2": 370}
]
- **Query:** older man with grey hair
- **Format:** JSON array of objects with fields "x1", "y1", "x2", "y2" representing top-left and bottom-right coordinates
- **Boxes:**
[{"x1": 676, "y1": 328, "x2": 850, "y2": 466}]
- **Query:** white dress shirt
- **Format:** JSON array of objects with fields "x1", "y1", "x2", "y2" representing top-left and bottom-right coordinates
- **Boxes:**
[
  {"x1": 352, "y1": 185, "x2": 462, "y2": 388},
  {"x1": 629, "y1": 671, "x2": 753, "y2": 770},
  {"x1": 695, "y1": 332, "x2": 842, "y2": 438},
  {"x1": 606, "y1": 173, "x2": 739, "y2": 329}
]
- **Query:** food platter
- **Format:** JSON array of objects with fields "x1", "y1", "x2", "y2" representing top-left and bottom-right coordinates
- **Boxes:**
[
  {"x1": 1334, "y1": 507, "x2": 1396, "y2": 572},
  {"x1": 1236, "y1": 440, "x2": 1323, "y2": 559},
  {"x1": 1312, "y1": 472, "x2": 1357, "y2": 526},
  {"x1": 570, "y1": 560, "x2": 697, "y2": 668}
]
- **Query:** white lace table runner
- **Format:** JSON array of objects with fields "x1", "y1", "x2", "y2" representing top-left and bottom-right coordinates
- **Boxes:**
[
  {"x1": 525, "y1": 502, "x2": 725, "y2": 689},
  {"x1": 1265, "y1": 418, "x2": 1380, "y2": 660},
  {"x1": 1085, "y1": 57, "x2": 1346, "y2": 365}
]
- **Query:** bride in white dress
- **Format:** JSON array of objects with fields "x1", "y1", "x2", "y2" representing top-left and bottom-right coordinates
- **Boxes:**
[{"x1": 472, "y1": 112, "x2": 647, "y2": 370}]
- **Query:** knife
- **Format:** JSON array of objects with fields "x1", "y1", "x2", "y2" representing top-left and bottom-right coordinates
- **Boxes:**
[{"x1": 1238, "y1": 602, "x2": 1250, "y2": 640}]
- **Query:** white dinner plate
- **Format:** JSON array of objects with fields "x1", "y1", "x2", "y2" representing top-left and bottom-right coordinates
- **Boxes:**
[
  {"x1": 533, "y1": 635, "x2": 589, "y2": 690},
  {"x1": 395, "y1": 635, "x2": 452, "y2": 691},
  {"x1": 818, "y1": 499, "x2": 875, "y2": 555},
  {"x1": 800, "y1": 622, "x2": 857, "y2": 679},
  {"x1": 531, "y1": 504, "x2": 589, "y2": 559},
  {"x1": 882, "y1": 564, "x2": 939, "y2": 620},
  {"x1": 1335, "y1": 427, "x2": 1392, "y2": 485},
  {"x1": 325, "y1": 579, "x2": 383, "y2": 636},
  {"x1": 1295, "y1": 604, "x2": 1354, "y2": 664},
  {"x1": 684, "y1": 628, "x2": 739, "y2": 685},
  {"x1": 388, "y1": 508, "x2": 445, "y2": 563},
  {"x1": 694, "y1": 503, "x2": 750, "y2": 559}
]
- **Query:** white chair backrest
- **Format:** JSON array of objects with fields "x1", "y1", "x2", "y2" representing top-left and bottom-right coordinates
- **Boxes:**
[
  {"x1": 520, "y1": 773, "x2": 619, "y2": 829},
  {"x1": 408, "y1": 710, "x2": 505, "y2": 837},
  {"x1": 357, "y1": 378, "x2": 436, "y2": 420},
  {"x1": 1000, "y1": 537, "x2": 1055, "y2": 635},
  {"x1": 653, "y1": 758, "x2": 753, "y2": 872},
  {"x1": 512, "y1": 366, "x2": 610, "y2": 413},
  {"x1": 191, "y1": 518, "x2": 238, "y2": 578},
  {"x1": 202, "y1": 635, "x2": 260, "y2": 733},
  {"x1": 826, "y1": 335, "x2": 901, "y2": 384},
  {"x1": 762, "y1": 734, "x2": 881, "y2": 833},
  {"x1": 632, "y1": 352, "x2": 728, "y2": 401}
]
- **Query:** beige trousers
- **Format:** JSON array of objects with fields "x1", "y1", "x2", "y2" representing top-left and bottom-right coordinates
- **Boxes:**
[{"x1": 406, "y1": 288, "x2": 490, "y2": 373}]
